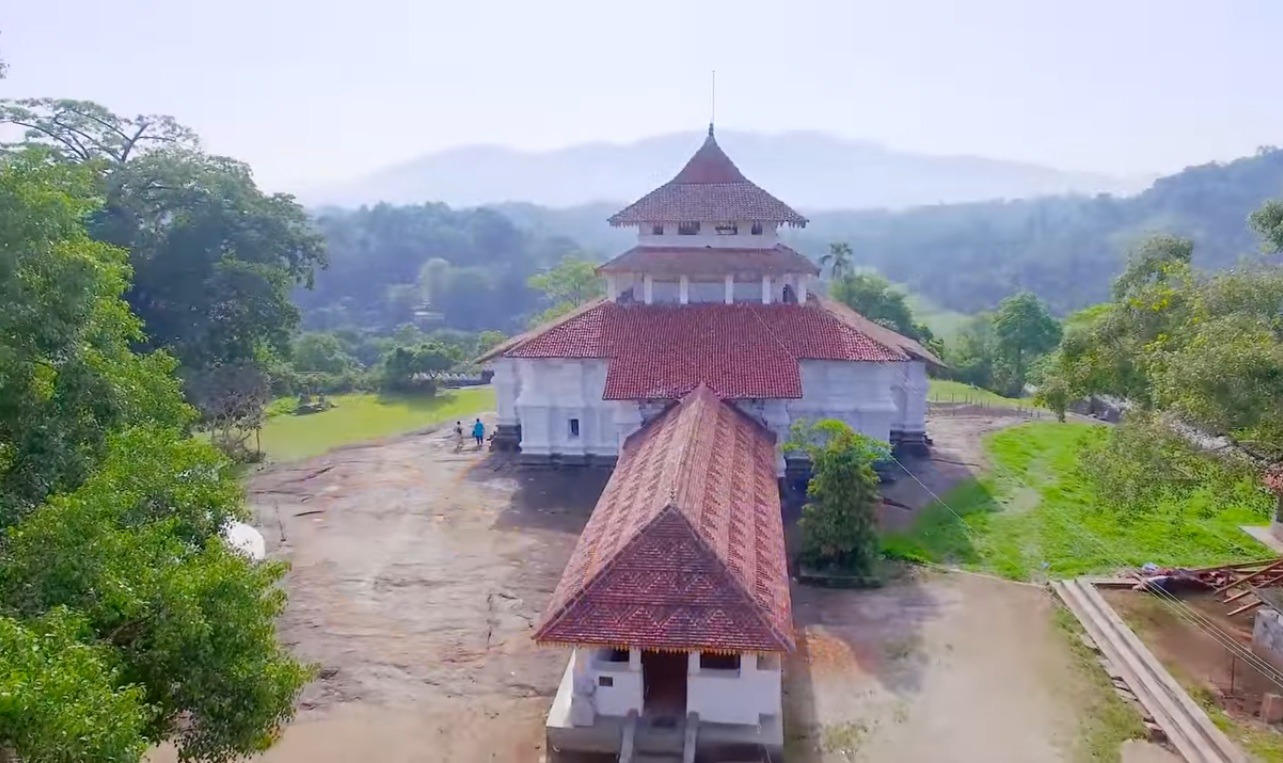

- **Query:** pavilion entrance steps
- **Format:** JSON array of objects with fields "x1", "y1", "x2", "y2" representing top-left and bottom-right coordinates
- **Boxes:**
[{"x1": 1052, "y1": 578, "x2": 1247, "y2": 763}]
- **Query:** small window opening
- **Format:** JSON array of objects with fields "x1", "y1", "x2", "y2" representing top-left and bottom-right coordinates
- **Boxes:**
[
  {"x1": 651, "y1": 224, "x2": 664, "y2": 235},
  {"x1": 598, "y1": 675, "x2": 614, "y2": 687},
  {"x1": 677, "y1": 221, "x2": 700, "y2": 235},
  {"x1": 569, "y1": 418, "x2": 580, "y2": 438},
  {"x1": 751, "y1": 222, "x2": 764, "y2": 235},
  {"x1": 715, "y1": 222, "x2": 738, "y2": 235},
  {"x1": 699, "y1": 652, "x2": 741, "y2": 671}
]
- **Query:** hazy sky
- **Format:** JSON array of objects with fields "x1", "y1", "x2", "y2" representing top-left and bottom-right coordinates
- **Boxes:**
[{"x1": 2, "y1": 0, "x2": 1279, "y2": 193}]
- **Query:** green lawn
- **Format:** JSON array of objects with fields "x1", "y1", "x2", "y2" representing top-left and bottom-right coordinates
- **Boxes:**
[
  {"x1": 927, "y1": 379, "x2": 1036, "y2": 408},
  {"x1": 258, "y1": 387, "x2": 496, "y2": 462},
  {"x1": 883, "y1": 422, "x2": 1272, "y2": 580}
]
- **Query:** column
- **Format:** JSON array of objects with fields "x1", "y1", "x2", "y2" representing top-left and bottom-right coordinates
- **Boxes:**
[
  {"x1": 761, "y1": 275, "x2": 773, "y2": 304},
  {"x1": 643, "y1": 274, "x2": 654, "y2": 304},
  {"x1": 798, "y1": 274, "x2": 809, "y2": 302},
  {"x1": 606, "y1": 274, "x2": 618, "y2": 301},
  {"x1": 679, "y1": 275, "x2": 689, "y2": 304},
  {"x1": 724, "y1": 274, "x2": 734, "y2": 304}
]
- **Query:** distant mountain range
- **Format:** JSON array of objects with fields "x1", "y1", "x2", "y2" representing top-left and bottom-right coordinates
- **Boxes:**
[{"x1": 303, "y1": 130, "x2": 1149, "y2": 211}]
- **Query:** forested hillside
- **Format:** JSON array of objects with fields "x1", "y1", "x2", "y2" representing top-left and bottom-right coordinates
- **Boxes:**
[
  {"x1": 489, "y1": 148, "x2": 1283, "y2": 317},
  {"x1": 300, "y1": 204, "x2": 584, "y2": 332}
]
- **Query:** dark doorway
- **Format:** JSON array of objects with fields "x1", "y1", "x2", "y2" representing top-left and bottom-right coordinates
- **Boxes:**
[{"x1": 641, "y1": 650, "x2": 687, "y2": 720}]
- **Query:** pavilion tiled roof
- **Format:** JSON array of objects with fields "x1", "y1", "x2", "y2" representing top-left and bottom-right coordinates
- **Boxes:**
[
  {"x1": 608, "y1": 128, "x2": 808, "y2": 228},
  {"x1": 476, "y1": 298, "x2": 912, "y2": 399},
  {"x1": 596, "y1": 244, "x2": 820, "y2": 278},
  {"x1": 533, "y1": 386, "x2": 794, "y2": 653}
]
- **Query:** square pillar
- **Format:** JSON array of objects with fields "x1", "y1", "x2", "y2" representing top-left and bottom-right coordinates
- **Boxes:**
[
  {"x1": 687, "y1": 652, "x2": 700, "y2": 676},
  {"x1": 606, "y1": 274, "x2": 618, "y2": 301},
  {"x1": 761, "y1": 275, "x2": 773, "y2": 304},
  {"x1": 679, "y1": 275, "x2": 690, "y2": 304},
  {"x1": 724, "y1": 274, "x2": 734, "y2": 304},
  {"x1": 798, "y1": 274, "x2": 809, "y2": 302},
  {"x1": 643, "y1": 274, "x2": 654, "y2": 305},
  {"x1": 628, "y1": 649, "x2": 642, "y2": 670}
]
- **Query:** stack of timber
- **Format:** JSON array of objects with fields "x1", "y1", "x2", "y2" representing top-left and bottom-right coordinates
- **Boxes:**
[
  {"x1": 1053, "y1": 578, "x2": 1247, "y2": 763},
  {"x1": 1210, "y1": 557, "x2": 1283, "y2": 618}
]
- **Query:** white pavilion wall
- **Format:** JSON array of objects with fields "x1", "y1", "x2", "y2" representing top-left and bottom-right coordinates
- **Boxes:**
[
  {"x1": 511, "y1": 358, "x2": 640, "y2": 457},
  {"x1": 890, "y1": 360, "x2": 929, "y2": 437},
  {"x1": 497, "y1": 357, "x2": 925, "y2": 461},
  {"x1": 685, "y1": 652, "x2": 782, "y2": 726},
  {"x1": 787, "y1": 361, "x2": 902, "y2": 444},
  {"x1": 637, "y1": 220, "x2": 778, "y2": 249}
]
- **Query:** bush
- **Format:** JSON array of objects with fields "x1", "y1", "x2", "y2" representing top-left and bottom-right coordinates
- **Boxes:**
[{"x1": 788, "y1": 420, "x2": 889, "y2": 577}]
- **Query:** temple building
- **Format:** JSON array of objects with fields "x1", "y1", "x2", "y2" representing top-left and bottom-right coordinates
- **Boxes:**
[
  {"x1": 538, "y1": 386, "x2": 793, "y2": 760},
  {"x1": 478, "y1": 126, "x2": 939, "y2": 470},
  {"x1": 478, "y1": 128, "x2": 940, "y2": 760}
]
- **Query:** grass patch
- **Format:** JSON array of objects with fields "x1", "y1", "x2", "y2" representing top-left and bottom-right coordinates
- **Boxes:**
[
  {"x1": 883, "y1": 422, "x2": 1271, "y2": 580},
  {"x1": 257, "y1": 388, "x2": 496, "y2": 462},
  {"x1": 927, "y1": 379, "x2": 1037, "y2": 408},
  {"x1": 1051, "y1": 607, "x2": 1147, "y2": 762}
]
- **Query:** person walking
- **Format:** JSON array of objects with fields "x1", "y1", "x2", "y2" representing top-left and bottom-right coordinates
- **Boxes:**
[
  {"x1": 472, "y1": 418, "x2": 485, "y2": 449},
  {"x1": 453, "y1": 421, "x2": 464, "y2": 452}
]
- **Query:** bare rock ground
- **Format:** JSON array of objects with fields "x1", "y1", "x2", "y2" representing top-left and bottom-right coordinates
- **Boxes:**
[{"x1": 151, "y1": 408, "x2": 1140, "y2": 762}]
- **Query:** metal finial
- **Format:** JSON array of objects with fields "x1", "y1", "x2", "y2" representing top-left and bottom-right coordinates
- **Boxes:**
[{"x1": 709, "y1": 70, "x2": 716, "y2": 136}]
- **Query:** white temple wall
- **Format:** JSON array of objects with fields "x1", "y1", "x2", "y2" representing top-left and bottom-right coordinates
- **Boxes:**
[
  {"x1": 787, "y1": 361, "x2": 902, "y2": 444},
  {"x1": 491, "y1": 357, "x2": 520, "y2": 428},
  {"x1": 513, "y1": 359, "x2": 621, "y2": 457},
  {"x1": 891, "y1": 360, "x2": 929, "y2": 435},
  {"x1": 686, "y1": 652, "x2": 782, "y2": 726},
  {"x1": 502, "y1": 358, "x2": 924, "y2": 461},
  {"x1": 568, "y1": 648, "x2": 643, "y2": 720},
  {"x1": 637, "y1": 220, "x2": 778, "y2": 249}
]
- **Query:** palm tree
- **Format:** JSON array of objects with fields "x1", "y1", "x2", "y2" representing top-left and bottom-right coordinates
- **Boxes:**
[{"x1": 820, "y1": 242, "x2": 854, "y2": 280}]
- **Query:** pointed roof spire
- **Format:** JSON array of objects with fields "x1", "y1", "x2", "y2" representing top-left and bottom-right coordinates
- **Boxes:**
[{"x1": 607, "y1": 128, "x2": 808, "y2": 227}]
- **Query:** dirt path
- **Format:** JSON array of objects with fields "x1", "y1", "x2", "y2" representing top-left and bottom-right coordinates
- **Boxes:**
[
  {"x1": 151, "y1": 408, "x2": 1141, "y2": 762},
  {"x1": 787, "y1": 570, "x2": 1092, "y2": 763}
]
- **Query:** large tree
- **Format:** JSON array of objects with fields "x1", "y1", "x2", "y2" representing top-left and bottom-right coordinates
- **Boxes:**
[
  {"x1": 526, "y1": 254, "x2": 603, "y2": 326},
  {"x1": 990, "y1": 291, "x2": 1062, "y2": 395},
  {"x1": 829, "y1": 272, "x2": 936, "y2": 345},
  {"x1": 0, "y1": 99, "x2": 325, "y2": 374},
  {"x1": 819, "y1": 241, "x2": 854, "y2": 280},
  {"x1": 0, "y1": 154, "x2": 309, "y2": 762}
]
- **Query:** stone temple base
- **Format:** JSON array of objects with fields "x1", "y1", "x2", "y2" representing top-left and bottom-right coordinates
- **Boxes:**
[
  {"x1": 890, "y1": 429, "x2": 931, "y2": 458},
  {"x1": 489, "y1": 424, "x2": 521, "y2": 452},
  {"x1": 518, "y1": 452, "x2": 618, "y2": 469}
]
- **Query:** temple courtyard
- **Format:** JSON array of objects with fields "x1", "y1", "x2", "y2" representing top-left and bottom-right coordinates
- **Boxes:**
[{"x1": 150, "y1": 407, "x2": 1169, "y2": 763}]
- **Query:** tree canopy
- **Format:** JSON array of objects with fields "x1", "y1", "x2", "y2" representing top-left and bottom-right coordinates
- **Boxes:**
[
  {"x1": 829, "y1": 272, "x2": 937, "y2": 347},
  {"x1": 0, "y1": 99, "x2": 325, "y2": 379},
  {"x1": 0, "y1": 153, "x2": 308, "y2": 762}
]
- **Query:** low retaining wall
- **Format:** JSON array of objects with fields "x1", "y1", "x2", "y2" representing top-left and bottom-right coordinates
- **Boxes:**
[{"x1": 1252, "y1": 606, "x2": 1283, "y2": 674}]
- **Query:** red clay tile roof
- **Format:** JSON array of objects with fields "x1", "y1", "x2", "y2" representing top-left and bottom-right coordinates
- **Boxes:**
[
  {"x1": 817, "y1": 296, "x2": 944, "y2": 367},
  {"x1": 597, "y1": 244, "x2": 820, "y2": 278},
  {"x1": 534, "y1": 386, "x2": 794, "y2": 653},
  {"x1": 476, "y1": 299, "x2": 912, "y2": 397},
  {"x1": 608, "y1": 129, "x2": 807, "y2": 228}
]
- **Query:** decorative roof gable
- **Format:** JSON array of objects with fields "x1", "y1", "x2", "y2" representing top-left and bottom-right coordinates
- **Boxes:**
[
  {"x1": 608, "y1": 128, "x2": 808, "y2": 228},
  {"x1": 534, "y1": 387, "x2": 794, "y2": 653}
]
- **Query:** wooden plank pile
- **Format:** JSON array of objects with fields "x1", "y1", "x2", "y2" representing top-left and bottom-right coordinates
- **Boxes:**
[
  {"x1": 1053, "y1": 578, "x2": 1248, "y2": 762},
  {"x1": 1210, "y1": 557, "x2": 1283, "y2": 618}
]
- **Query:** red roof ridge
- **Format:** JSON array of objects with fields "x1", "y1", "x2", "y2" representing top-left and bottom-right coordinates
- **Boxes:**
[
  {"x1": 814, "y1": 295, "x2": 944, "y2": 367},
  {"x1": 532, "y1": 387, "x2": 794, "y2": 653},
  {"x1": 474, "y1": 297, "x2": 609, "y2": 363}
]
